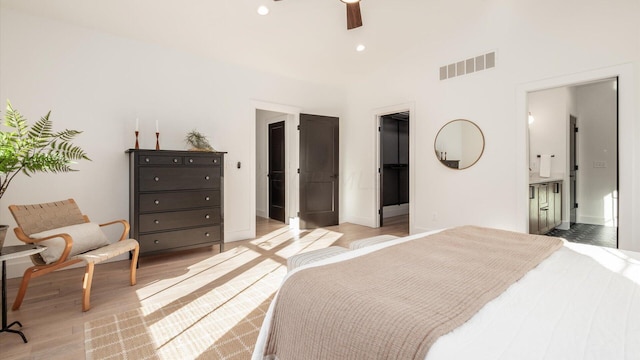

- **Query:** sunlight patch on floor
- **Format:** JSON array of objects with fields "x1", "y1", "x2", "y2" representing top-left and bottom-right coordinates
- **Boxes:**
[
  {"x1": 251, "y1": 226, "x2": 305, "y2": 250},
  {"x1": 121, "y1": 224, "x2": 345, "y2": 358},
  {"x1": 144, "y1": 260, "x2": 284, "y2": 359},
  {"x1": 136, "y1": 246, "x2": 261, "y2": 304}
]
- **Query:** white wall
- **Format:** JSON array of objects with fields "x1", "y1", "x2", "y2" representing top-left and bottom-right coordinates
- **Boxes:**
[
  {"x1": 0, "y1": 9, "x2": 345, "y2": 277},
  {"x1": 341, "y1": 0, "x2": 640, "y2": 251},
  {"x1": 575, "y1": 80, "x2": 618, "y2": 226}
]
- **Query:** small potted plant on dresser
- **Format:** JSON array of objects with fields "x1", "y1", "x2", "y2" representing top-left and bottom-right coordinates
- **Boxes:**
[
  {"x1": 185, "y1": 129, "x2": 215, "y2": 151},
  {"x1": 0, "y1": 100, "x2": 89, "y2": 248}
]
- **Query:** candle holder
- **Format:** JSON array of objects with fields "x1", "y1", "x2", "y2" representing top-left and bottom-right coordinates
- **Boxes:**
[
  {"x1": 155, "y1": 132, "x2": 160, "y2": 150},
  {"x1": 134, "y1": 131, "x2": 140, "y2": 150}
]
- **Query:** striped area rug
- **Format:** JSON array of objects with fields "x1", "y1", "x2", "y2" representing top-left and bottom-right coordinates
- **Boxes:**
[{"x1": 84, "y1": 276, "x2": 277, "y2": 360}]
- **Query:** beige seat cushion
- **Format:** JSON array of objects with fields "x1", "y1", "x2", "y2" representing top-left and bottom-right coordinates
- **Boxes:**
[{"x1": 74, "y1": 238, "x2": 138, "y2": 264}]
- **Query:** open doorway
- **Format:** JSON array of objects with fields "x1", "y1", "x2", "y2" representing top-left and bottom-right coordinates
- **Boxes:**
[
  {"x1": 527, "y1": 78, "x2": 618, "y2": 248},
  {"x1": 378, "y1": 111, "x2": 410, "y2": 230},
  {"x1": 255, "y1": 108, "x2": 299, "y2": 228},
  {"x1": 254, "y1": 104, "x2": 341, "y2": 236}
]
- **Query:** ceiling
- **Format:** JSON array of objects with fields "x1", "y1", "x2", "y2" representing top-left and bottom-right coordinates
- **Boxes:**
[{"x1": 0, "y1": 0, "x2": 430, "y2": 86}]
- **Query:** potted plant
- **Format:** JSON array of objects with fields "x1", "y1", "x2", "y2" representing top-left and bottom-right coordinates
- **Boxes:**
[
  {"x1": 0, "y1": 100, "x2": 90, "y2": 248},
  {"x1": 185, "y1": 130, "x2": 215, "y2": 151}
]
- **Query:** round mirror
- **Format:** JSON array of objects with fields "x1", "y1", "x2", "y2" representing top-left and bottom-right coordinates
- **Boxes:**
[{"x1": 434, "y1": 119, "x2": 485, "y2": 170}]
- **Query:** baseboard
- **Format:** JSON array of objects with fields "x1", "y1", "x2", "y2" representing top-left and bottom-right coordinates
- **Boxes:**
[
  {"x1": 383, "y1": 204, "x2": 409, "y2": 218},
  {"x1": 576, "y1": 216, "x2": 605, "y2": 226},
  {"x1": 343, "y1": 216, "x2": 375, "y2": 228},
  {"x1": 224, "y1": 229, "x2": 254, "y2": 242},
  {"x1": 412, "y1": 224, "x2": 434, "y2": 234},
  {"x1": 6, "y1": 257, "x2": 32, "y2": 279},
  {"x1": 558, "y1": 221, "x2": 570, "y2": 230}
]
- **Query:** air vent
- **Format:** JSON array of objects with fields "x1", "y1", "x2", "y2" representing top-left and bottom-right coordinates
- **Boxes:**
[{"x1": 439, "y1": 51, "x2": 496, "y2": 80}]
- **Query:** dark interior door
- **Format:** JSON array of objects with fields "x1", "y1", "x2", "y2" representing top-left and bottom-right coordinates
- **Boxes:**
[
  {"x1": 299, "y1": 113, "x2": 339, "y2": 228},
  {"x1": 269, "y1": 121, "x2": 285, "y2": 222}
]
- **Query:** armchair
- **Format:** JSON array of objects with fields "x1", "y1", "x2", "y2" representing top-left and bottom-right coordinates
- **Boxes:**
[{"x1": 8, "y1": 199, "x2": 139, "y2": 311}]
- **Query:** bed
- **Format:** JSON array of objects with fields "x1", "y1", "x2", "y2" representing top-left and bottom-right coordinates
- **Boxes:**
[{"x1": 252, "y1": 226, "x2": 640, "y2": 360}]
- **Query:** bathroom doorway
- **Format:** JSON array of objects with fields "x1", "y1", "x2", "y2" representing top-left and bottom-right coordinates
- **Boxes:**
[{"x1": 528, "y1": 78, "x2": 618, "y2": 248}]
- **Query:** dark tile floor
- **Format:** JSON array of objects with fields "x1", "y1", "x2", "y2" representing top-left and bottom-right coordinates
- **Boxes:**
[{"x1": 546, "y1": 223, "x2": 617, "y2": 248}]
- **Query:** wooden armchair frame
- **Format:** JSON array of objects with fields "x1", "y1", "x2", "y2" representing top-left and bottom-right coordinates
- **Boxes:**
[{"x1": 9, "y1": 199, "x2": 140, "y2": 311}]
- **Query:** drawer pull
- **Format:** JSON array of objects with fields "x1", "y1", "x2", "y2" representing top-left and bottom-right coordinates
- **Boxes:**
[
  {"x1": 213, "y1": 159, "x2": 218, "y2": 164},
  {"x1": 154, "y1": 200, "x2": 160, "y2": 205},
  {"x1": 154, "y1": 240, "x2": 159, "y2": 244},
  {"x1": 145, "y1": 157, "x2": 150, "y2": 163},
  {"x1": 189, "y1": 158, "x2": 194, "y2": 163},
  {"x1": 205, "y1": 232, "x2": 210, "y2": 237},
  {"x1": 205, "y1": 214, "x2": 210, "y2": 219},
  {"x1": 205, "y1": 175, "x2": 210, "y2": 180},
  {"x1": 154, "y1": 219, "x2": 160, "y2": 224},
  {"x1": 173, "y1": 158, "x2": 179, "y2": 163},
  {"x1": 205, "y1": 196, "x2": 210, "y2": 201},
  {"x1": 154, "y1": 176, "x2": 160, "y2": 182}
]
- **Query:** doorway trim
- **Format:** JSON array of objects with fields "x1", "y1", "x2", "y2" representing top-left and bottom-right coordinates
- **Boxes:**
[
  {"x1": 516, "y1": 63, "x2": 637, "y2": 251},
  {"x1": 373, "y1": 102, "x2": 416, "y2": 232},
  {"x1": 251, "y1": 100, "x2": 301, "y2": 239}
]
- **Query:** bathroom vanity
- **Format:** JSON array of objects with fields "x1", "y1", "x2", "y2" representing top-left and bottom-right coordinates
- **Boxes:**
[{"x1": 529, "y1": 176, "x2": 563, "y2": 235}]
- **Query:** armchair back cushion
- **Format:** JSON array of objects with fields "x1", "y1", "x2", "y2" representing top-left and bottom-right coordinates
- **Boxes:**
[
  {"x1": 30, "y1": 223, "x2": 110, "y2": 264},
  {"x1": 10, "y1": 199, "x2": 85, "y2": 236}
]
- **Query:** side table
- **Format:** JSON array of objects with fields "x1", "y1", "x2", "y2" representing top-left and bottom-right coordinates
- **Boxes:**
[{"x1": 0, "y1": 244, "x2": 46, "y2": 343}]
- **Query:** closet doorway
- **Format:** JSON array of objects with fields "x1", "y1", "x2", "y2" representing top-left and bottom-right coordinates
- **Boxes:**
[{"x1": 378, "y1": 112, "x2": 410, "y2": 227}]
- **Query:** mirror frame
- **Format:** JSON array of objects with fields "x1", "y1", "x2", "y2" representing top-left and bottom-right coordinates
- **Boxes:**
[{"x1": 434, "y1": 119, "x2": 485, "y2": 170}]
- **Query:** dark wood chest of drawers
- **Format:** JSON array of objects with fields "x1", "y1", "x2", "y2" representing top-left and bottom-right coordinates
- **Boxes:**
[{"x1": 127, "y1": 149, "x2": 225, "y2": 256}]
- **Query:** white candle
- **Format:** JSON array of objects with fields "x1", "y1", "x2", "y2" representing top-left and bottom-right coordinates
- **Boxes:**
[
  {"x1": 135, "y1": 118, "x2": 139, "y2": 131},
  {"x1": 156, "y1": 120, "x2": 159, "y2": 133}
]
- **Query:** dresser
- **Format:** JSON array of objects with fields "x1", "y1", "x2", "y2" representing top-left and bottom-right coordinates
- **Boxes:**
[{"x1": 127, "y1": 149, "x2": 225, "y2": 256}]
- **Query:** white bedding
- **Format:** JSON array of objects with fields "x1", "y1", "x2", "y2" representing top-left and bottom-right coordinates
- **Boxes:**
[{"x1": 253, "y1": 231, "x2": 640, "y2": 360}]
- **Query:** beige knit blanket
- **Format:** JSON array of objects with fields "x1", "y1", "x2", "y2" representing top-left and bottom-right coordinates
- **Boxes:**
[{"x1": 263, "y1": 226, "x2": 563, "y2": 360}]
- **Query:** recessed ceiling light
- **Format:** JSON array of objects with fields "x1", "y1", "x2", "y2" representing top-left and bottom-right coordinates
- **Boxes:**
[
  {"x1": 356, "y1": 44, "x2": 366, "y2": 52},
  {"x1": 257, "y1": 6, "x2": 269, "y2": 15}
]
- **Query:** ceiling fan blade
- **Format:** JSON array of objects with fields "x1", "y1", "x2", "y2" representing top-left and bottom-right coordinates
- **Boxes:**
[{"x1": 346, "y1": 2, "x2": 362, "y2": 30}]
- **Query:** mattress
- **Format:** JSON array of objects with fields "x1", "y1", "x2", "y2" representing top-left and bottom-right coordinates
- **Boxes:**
[{"x1": 253, "y1": 230, "x2": 640, "y2": 360}]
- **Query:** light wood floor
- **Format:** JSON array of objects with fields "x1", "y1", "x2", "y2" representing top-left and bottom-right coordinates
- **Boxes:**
[{"x1": 1, "y1": 216, "x2": 408, "y2": 359}]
